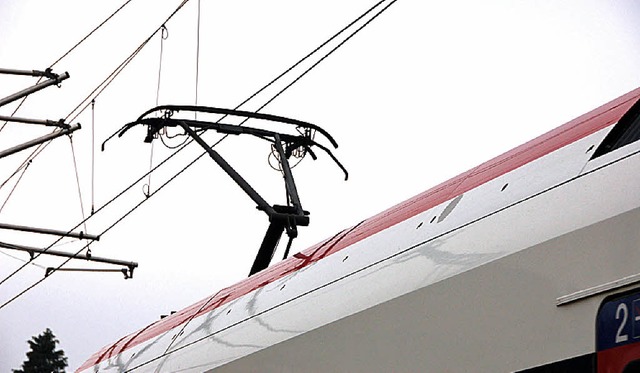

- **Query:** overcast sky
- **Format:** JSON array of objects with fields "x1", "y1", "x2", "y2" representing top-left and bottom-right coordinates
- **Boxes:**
[{"x1": 1, "y1": 0, "x2": 640, "y2": 371}]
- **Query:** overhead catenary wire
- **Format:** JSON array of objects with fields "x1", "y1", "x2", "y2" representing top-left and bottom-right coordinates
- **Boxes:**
[
  {"x1": 0, "y1": 136, "x2": 53, "y2": 206},
  {"x1": 50, "y1": 0, "x2": 137, "y2": 68},
  {"x1": 0, "y1": 0, "x2": 390, "y2": 285},
  {"x1": 69, "y1": 137, "x2": 89, "y2": 238},
  {"x1": 156, "y1": 25, "x2": 169, "y2": 107},
  {"x1": 0, "y1": 143, "x2": 193, "y2": 310},
  {"x1": 65, "y1": 38, "x2": 154, "y2": 123},
  {"x1": 0, "y1": 119, "x2": 196, "y2": 289},
  {"x1": 65, "y1": 2, "x2": 192, "y2": 145},
  {"x1": 219, "y1": 0, "x2": 392, "y2": 123},
  {"x1": 1, "y1": 1, "x2": 188, "y2": 208},
  {"x1": 0, "y1": 0, "x2": 140, "y2": 212},
  {"x1": 2, "y1": 0, "x2": 189, "y2": 193},
  {"x1": 0, "y1": 140, "x2": 46, "y2": 200},
  {"x1": 184, "y1": 0, "x2": 399, "y2": 167},
  {"x1": 91, "y1": 99, "x2": 96, "y2": 213},
  {"x1": 65, "y1": 0, "x2": 191, "y2": 124},
  {"x1": 0, "y1": 0, "x2": 193, "y2": 287},
  {"x1": 0, "y1": 249, "x2": 46, "y2": 269},
  {"x1": 0, "y1": 0, "x2": 399, "y2": 309},
  {"x1": 0, "y1": 0, "x2": 395, "y2": 296},
  {"x1": 145, "y1": 25, "x2": 169, "y2": 197},
  {"x1": 0, "y1": 130, "x2": 50, "y2": 198},
  {"x1": 0, "y1": 0, "x2": 137, "y2": 134},
  {"x1": 156, "y1": 4, "x2": 200, "y2": 150},
  {"x1": 0, "y1": 135, "x2": 54, "y2": 211},
  {"x1": 195, "y1": 0, "x2": 201, "y2": 118},
  {"x1": 0, "y1": 157, "x2": 30, "y2": 191},
  {"x1": 0, "y1": 160, "x2": 31, "y2": 214},
  {"x1": 242, "y1": 0, "x2": 398, "y2": 125}
]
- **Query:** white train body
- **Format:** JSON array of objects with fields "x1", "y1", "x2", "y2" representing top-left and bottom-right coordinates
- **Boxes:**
[{"x1": 78, "y1": 87, "x2": 640, "y2": 372}]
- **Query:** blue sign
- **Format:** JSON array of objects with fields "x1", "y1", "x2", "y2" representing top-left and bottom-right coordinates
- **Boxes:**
[{"x1": 597, "y1": 290, "x2": 640, "y2": 351}]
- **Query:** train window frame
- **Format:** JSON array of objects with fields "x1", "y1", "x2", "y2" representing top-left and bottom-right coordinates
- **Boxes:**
[{"x1": 591, "y1": 98, "x2": 640, "y2": 159}]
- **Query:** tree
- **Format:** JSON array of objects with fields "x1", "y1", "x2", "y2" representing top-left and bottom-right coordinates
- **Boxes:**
[{"x1": 13, "y1": 328, "x2": 68, "y2": 373}]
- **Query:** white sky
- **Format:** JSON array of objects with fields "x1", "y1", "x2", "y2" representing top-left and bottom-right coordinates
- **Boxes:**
[{"x1": 1, "y1": 0, "x2": 640, "y2": 371}]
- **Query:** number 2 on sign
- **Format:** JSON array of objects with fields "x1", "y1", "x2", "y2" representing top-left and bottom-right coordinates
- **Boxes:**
[{"x1": 616, "y1": 303, "x2": 629, "y2": 343}]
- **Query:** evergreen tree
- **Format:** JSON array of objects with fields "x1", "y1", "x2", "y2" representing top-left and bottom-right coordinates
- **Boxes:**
[{"x1": 13, "y1": 328, "x2": 68, "y2": 373}]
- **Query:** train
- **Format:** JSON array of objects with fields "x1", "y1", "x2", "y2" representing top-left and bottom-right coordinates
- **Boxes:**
[{"x1": 78, "y1": 86, "x2": 640, "y2": 372}]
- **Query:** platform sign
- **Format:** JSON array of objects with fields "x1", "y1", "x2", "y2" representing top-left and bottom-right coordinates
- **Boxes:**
[{"x1": 597, "y1": 290, "x2": 640, "y2": 351}]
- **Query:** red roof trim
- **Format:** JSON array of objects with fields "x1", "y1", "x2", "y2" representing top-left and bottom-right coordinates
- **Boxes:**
[{"x1": 78, "y1": 87, "x2": 640, "y2": 372}]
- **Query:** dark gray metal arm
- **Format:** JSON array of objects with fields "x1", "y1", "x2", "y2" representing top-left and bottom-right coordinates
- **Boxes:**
[
  {"x1": 177, "y1": 121, "x2": 276, "y2": 216},
  {"x1": 0, "y1": 124, "x2": 80, "y2": 160},
  {"x1": 0, "y1": 71, "x2": 70, "y2": 108},
  {"x1": 0, "y1": 115, "x2": 69, "y2": 128},
  {"x1": 0, "y1": 241, "x2": 138, "y2": 278},
  {"x1": 0, "y1": 222, "x2": 99, "y2": 241},
  {"x1": 0, "y1": 68, "x2": 59, "y2": 78}
]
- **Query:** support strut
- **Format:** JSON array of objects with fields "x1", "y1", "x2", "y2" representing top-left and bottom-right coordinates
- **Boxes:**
[
  {"x1": 0, "y1": 222, "x2": 99, "y2": 241},
  {"x1": 0, "y1": 241, "x2": 138, "y2": 274},
  {"x1": 0, "y1": 124, "x2": 80, "y2": 160},
  {"x1": 0, "y1": 71, "x2": 70, "y2": 108}
]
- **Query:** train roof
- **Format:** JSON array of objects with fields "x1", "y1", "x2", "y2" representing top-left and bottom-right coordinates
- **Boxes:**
[{"x1": 78, "y1": 86, "x2": 640, "y2": 371}]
